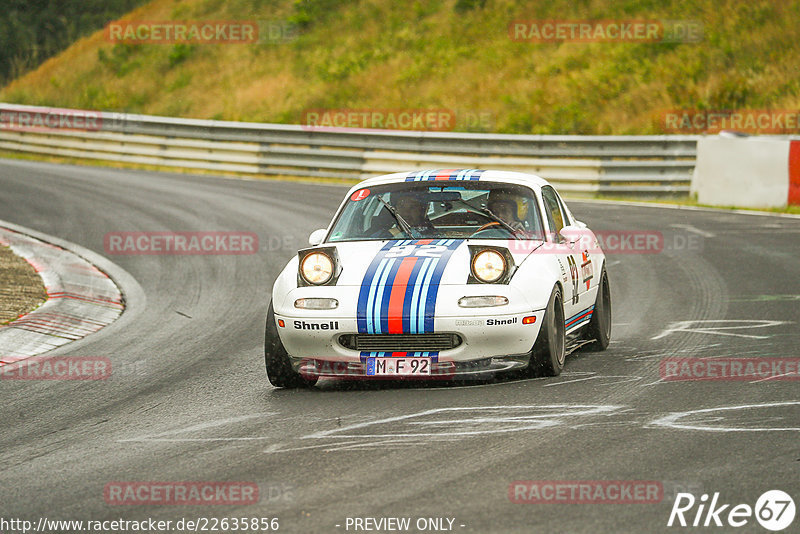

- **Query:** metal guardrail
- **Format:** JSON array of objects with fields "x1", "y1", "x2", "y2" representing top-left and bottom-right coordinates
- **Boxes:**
[{"x1": 0, "y1": 103, "x2": 699, "y2": 196}]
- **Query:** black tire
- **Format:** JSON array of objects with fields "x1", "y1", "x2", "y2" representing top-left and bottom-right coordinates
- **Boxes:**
[
  {"x1": 585, "y1": 267, "x2": 611, "y2": 350},
  {"x1": 265, "y1": 301, "x2": 317, "y2": 388},
  {"x1": 526, "y1": 285, "x2": 566, "y2": 377}
]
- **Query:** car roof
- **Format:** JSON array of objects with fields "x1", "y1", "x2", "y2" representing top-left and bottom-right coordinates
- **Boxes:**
[{"x1": 354, "y1": 169, "x2": 551, "y2": 192}]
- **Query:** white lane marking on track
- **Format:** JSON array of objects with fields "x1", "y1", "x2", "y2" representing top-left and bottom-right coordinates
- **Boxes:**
[
  {"x1": 302, "y1": 405, "x2": 623, "y2": 439},
  {"x1": 639, "y1": 378, "x2": 666, "y2": 387},
  {"x1": 648, "y1": 402, "x2": 800, "y2": 432},
  {"x1": 670, "y1": 224, "x2": 716, "y2": 238},
  {"x1": 749, "y1": 372, "x2": 798, "y2": 384},
  {"x1": 119, "y1": 414, "x2": 273, "y2": 442},
  {"x1": 544, "y1": 374, "x2": 642, "y2": 387},
  {"x1": 651, "y1": 320, "x2": 789, "y2": 340},
  {"x1": 403, "y1": 377, "x2": 549, "y2": 391},
  {"x1": 731, "y1": 294, "x2": 800, "y2": 302},
  {"x1": 122, "y1": 437, "x2": 274, "y2": 442},
  {"x1": 264, "y1": 441, "x2": 362, "y2": 453},
  {"x1": 265, "y1": 439, "x2": 459, "y2": 454},
  {"x1": 623, "y1": 345, "x2": 725, "y2": 362},
  {"x1": 542, "y1": 375, "x2": 600, "y2": 387}
]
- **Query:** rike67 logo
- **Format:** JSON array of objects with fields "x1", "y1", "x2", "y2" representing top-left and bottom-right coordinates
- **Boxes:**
[{"x1": 668, "y1": 490, "x2": 795, "y2": 531}]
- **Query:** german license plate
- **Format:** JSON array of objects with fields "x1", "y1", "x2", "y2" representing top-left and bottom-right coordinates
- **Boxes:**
[{"x1": 366, "y1": 357, "x2": 431, "y2": 376}]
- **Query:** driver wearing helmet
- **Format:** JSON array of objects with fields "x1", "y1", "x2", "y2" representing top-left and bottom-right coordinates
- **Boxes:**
[
  {"x1": 390, "y1": 191, "x2": 436, "y2": 238},
  {"x1": 486, "y1": 189, "x2": 528, "y2": 233}
]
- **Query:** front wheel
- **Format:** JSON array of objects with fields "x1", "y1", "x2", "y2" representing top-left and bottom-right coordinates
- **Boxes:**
[
  {"x1": 265, "y1": 301, "x2": 317, "y2": 388},
  {"x1": 526, "y1": 285, "x2": 566, "y2": 377},
  {"x1": 585, "y1": 267, "x2": 611, "y2": 350}
]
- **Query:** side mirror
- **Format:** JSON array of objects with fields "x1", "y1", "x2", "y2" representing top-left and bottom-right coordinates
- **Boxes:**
[
  {"x1": 559, "y1": 225, "x2": 586, "y2": 244},
  {"x1": 308, "y1": 229, "x2": 327, "y2": 246}
]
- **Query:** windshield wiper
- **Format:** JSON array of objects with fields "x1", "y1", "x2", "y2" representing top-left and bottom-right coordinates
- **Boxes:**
[
  {"x1": 453, "y1": 198, "x2": 521, "y2": 239},
  {"x1": 480, "y1": 206, "x2": 520, "y2": 238},
  {"x1": 376, "y1": 196, "x2": 416, "y2": 238}
]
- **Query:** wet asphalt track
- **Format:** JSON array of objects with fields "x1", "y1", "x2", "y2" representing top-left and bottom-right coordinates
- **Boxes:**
[{"x1": 0, "y1": 158, "x2": 798, "y2": 533}]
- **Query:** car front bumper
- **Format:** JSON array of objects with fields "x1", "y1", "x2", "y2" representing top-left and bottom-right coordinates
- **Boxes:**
[
  {"x1": 275, "y1": 312, "x2": 544, "y2": 380},
  {"x1": 292, "y1": 353, "x2": 531, "y2": 379},
  {"x1": 273, "y1": 282, "x2": 547, "y2": 378}
]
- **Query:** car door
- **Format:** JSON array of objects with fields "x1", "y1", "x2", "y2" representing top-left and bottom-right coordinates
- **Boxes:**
[
  {"x1": 540, "y1": 186, "x2": 584, "y2": 324},
  {"x1": 555, "y1": 190, "x2": 596, "y2": 300}
]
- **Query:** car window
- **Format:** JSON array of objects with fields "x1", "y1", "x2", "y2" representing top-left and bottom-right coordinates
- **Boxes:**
[
  {"x1": 556, "y1": 193, "x2": 572, "y2": 227},
  {"x1": 541, "y1": 185, "x2": 567, "y2": 241},
  {"x1": 327, "y1": 182, "x2": 545, "y2": 242}
]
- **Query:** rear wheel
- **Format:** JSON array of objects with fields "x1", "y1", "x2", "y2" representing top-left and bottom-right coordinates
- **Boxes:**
[
  {"x1": 586, "y1": 267, "x2": 611, "y2": 350},
  {"x1": 265, "y1": 301, "x2": 317, "y2": 388},
  {"x1": 526, "y1": 285, "x2": 566, "y2": 377}
]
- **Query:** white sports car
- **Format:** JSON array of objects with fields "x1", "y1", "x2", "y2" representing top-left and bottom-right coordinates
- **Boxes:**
[{"x1": 265, "y1": 169, "x2": 611, "y2": 387}]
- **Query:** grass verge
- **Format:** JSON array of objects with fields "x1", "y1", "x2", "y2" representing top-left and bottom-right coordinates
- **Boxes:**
[{"x1": 0, "y1": 244, "x2": 48, "y2": 325}]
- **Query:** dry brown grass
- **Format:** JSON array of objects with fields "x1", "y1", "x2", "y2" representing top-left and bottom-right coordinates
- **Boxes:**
[{"x1": 0, "y1": 245, "x2": 47, "y2": 325}]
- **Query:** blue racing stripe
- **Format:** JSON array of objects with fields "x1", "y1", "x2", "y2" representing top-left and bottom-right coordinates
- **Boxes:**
[
  {"x1": 565, "y1": 304, "x2": 595, "y2": 324},
  {"x1": 409, "y1": 257, "x2": 434, "y2": 334},
  {"x1": 565, "y1": 305, "x2": 595, "y2": 330},
  {"x1": 357, "y1": 241, "x2": 399, "y2": 333},
  {"x1": 404, "y1": 169, "x2": 485, "y2": 181},
  {"x1": 367, "y1": 258, "x2": 391, "y2": 334},
  {"x1": 421, "y1": 239, "x2": 459, "y2": 332},
  {"x1": 402, "y1": 257, "x2": 425, "y2": 333},
  {"x1": 417, "y1": 255, "x2": 438, "y2": 334},
  {"x1": 372, "y1": 257, "x2": 397, "y2": 334},
  {"x1": 357, "y1": 239, "x2": 462, "y2": 335}
]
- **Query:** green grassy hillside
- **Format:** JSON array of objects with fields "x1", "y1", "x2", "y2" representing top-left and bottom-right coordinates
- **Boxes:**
[
  {"x1": 2, "y1": 0, "x2": 798, "y2": 134},
  {"x1": 0, "y1": 0, "x2": 150, "y2": 84}
]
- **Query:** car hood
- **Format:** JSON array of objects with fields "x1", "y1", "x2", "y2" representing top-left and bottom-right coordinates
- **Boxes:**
[{"x1": 327, "y1": 239, "x2": 543, "y2": 286}]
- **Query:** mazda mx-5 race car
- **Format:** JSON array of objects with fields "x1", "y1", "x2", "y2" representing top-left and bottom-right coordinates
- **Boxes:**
[{"x1": 265, "y1": 169, "x2": 611, "y2": 388}]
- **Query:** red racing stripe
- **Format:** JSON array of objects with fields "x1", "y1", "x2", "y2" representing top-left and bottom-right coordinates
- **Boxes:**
[
  {"x1": 789, "y1": 141, "x2": 800, "y2": 206},
  {"x1": 387, "y1": 256, "x2": 418, "y2": 334},
  {"x1": 566, "y1": 310, "x2": 593, "y2": 328},
  {"x1": 435, "y1": 169, "x2": 458, "y2": 180}
]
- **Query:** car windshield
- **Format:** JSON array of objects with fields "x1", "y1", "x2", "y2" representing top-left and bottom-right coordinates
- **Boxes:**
[{"x1": 327, "y1": 181, "x2": 544, "y2": 242}]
